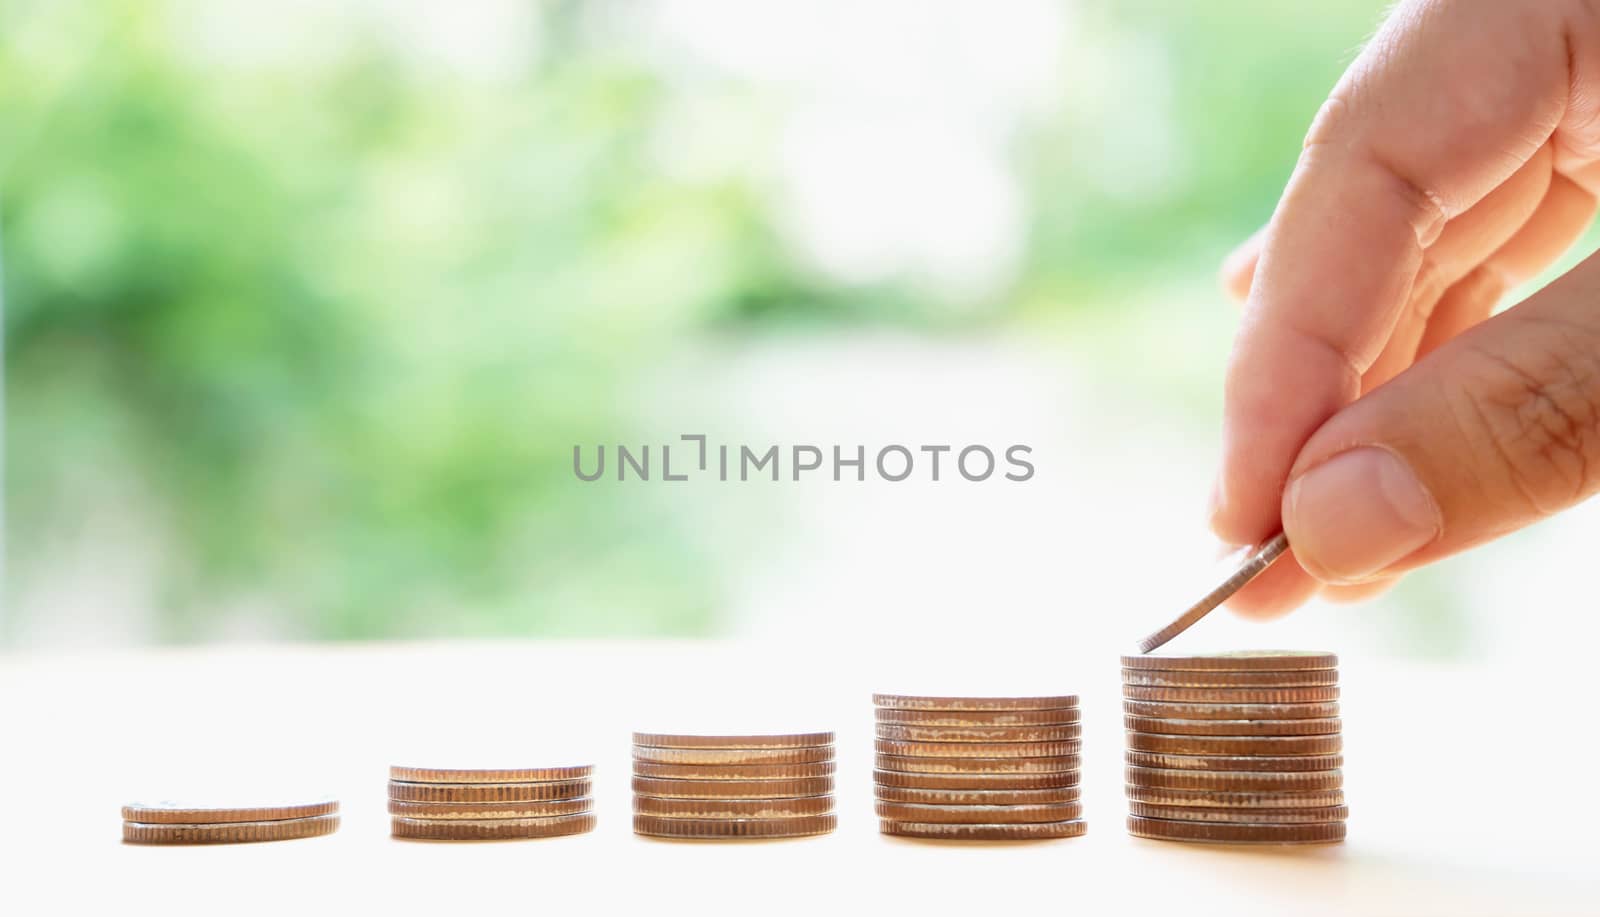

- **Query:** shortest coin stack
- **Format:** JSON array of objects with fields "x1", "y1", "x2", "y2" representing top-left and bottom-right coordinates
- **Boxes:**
[
  {"x1": 873, "y1": 694, "x2": 1086, "y2": 841},
  {"x1": 632, "y1": 732, "x2": 837, "y2": 839},
  {"x1": 388, "y1": 764, "x2": 596, "y2": 840},
  {"x1": 122, "y1": 799, "x2": 340, "y2": 845},
  {"x1": 1122, "y1": 651, "x2": 1347, "y2": 845}
]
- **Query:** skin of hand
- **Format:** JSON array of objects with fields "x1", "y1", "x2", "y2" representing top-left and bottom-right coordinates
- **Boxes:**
[{"x1": 1212, "y1": 0, "x2": 1600, "y2": 618}]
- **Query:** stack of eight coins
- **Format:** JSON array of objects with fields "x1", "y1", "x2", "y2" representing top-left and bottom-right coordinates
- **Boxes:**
[
  {"x1": 632, "y1": 732, "x2": 837, "y2": 839},
  {"x1": 1121, "y1": 651, "x2": 1346, "y2": 844},
  {"x1": 388, "y1": 765, "x2": 595, "y2": 840},
  {"x1": 873, "y1": 694, "x2": 1086, "y2": 840},
  {"x1": 122, "y1": 799, "x2": 340, "y2": 844}
]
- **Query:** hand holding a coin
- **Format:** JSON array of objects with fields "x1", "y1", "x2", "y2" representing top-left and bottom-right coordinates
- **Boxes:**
[{"x1": 1212, "y1": 0, "x2": 1600, "y2": 617}]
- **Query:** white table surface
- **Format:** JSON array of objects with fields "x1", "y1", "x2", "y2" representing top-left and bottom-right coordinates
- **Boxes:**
[{"x1": 3, "y1": 640, "x2": 1596, "y2": 916}]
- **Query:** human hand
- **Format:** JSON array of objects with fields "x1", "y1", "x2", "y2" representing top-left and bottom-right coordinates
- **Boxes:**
[{"x1": 1213, "y1": 0, "x2": 1600, "y2": 617}]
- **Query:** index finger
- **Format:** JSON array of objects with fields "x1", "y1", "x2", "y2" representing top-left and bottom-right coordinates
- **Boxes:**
[{"x1": 1210, "y1": 0, "x2": 1572, "y2": 547}]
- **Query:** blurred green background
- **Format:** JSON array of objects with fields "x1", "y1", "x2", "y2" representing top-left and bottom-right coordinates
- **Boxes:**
[{"x1": 5, "y1": 0, "x2": 1525, "y2": 646}]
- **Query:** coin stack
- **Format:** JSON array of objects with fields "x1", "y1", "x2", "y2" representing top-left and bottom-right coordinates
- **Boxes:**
[
  {"x1": 631, "y1": 732, "x2": 837, "y2": 839},
  {"x1": 387, "y1": 764, "x2": 596, "y2": 840},
  {"x1": 873, "y1": 694, "x2": 1086, "y2": 840},
  {"x1": 1121, "y1": 651, "x2": 1347, "y2": 844},
  {"x1": 122, "y1": 799, "x2": 340, "y2": 844}
]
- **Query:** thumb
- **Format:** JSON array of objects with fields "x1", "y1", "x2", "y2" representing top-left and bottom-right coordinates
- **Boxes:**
[{"x1": 1280, "y1": 250, "x2": 1600, "y2": 585}]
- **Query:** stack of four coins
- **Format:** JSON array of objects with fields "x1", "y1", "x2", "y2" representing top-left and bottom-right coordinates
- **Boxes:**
[
  {"x1": 387, "y1": 764, "x2": 596, "y2": 840},
  {"x1": 631, "y1": 733, "x2": 837, "y2": 839},
  {"x1": 1121, "y1": 651, "x2": 1347, "y2": 844},
  {"x1": 873, "y1": 694, "x2": 1086, "y2": 840}
]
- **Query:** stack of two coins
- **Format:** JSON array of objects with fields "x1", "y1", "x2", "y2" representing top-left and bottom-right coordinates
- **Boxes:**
[
  {"x1": 1121, "y1": 651, "x2": 1347, "y2": 845},
  {"x1": 631, "y1": 733, "x2": 837, "y2": 839},
  {"x1": 873, "y1": 694, "x2": 1086, "y2": 840},
  {"x1": 387, "y1": 765, "x2": 596, "y2": 840},
  {"x1": 122, "y1": 799, "x2": 340, "y2": 845}
]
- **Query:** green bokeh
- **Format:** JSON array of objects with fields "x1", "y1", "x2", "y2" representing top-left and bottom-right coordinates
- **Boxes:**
[{"x1": 3, "y1": 1, "x2": 1397, "y2": 642}]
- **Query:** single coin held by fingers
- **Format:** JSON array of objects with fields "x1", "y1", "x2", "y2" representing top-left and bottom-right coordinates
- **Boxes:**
[{"x1": 1136, "y1": 532, "x2": 1291, "y2": 654}]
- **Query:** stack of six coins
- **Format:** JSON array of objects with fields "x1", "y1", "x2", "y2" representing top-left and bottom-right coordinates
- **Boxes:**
[
  {"x1": 387, "y1": 765, "x2": 596, "y2": 840},
  {"x1": 631, "y1": 733, "x2": 838, "y2": 839},
  {"x1": 122, "y1": 799, "x2": 340, "y2": 845},
  {"x1": 1121, "y1": 651, "x2": 1347, "y2": 844},
  {"x1": 873, "y1": 694, "x2": 1086, "y2": 840}
]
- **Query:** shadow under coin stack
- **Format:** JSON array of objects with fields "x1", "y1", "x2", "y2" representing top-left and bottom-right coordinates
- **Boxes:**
[
  {"x1": 631, "y1": 732, "x2": 837, "y2": 839},
  {"x1": 387, "y1": 765, "x2": 595, "y2": 840},
  {"x1": 1121, "y1": 651, "x2": 1347, "y2": 844},
  {"x1": 122, "y1": 799, "x2": 340, "y2": 844},
  {"x1": 873, "y1": 694, "x2": 1086, "y2": 840}
]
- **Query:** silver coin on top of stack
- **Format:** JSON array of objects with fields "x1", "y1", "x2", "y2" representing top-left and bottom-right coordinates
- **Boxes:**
[
  {"x1": 388, "y1": 764, "x2": 595, "y2": 840},
  {"x1": 122, "y1": 798, "x2": 340, "y2": 844},
  {"x1": 631, "y1": 733, "x2": 837, "y2": 839},
  {"x1": 873, "y1": 694, "x2": 1086, "y2": 840},
  {"x1": 1121, "y1": 651, "x2": 1347, "y2": 845}
]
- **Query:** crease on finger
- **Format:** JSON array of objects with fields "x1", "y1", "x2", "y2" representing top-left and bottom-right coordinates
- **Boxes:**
[
  {"x1": 1361, "y1": 145, "x2": 1556, "y2": 392},
  {"x1": 1419, "y1": 169, "x2": 1598, "y2": 356}
]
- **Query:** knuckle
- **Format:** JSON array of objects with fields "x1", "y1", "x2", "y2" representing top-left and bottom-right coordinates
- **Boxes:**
[{"x1": 1460, "y1": 329, "x2": 1600, "y2": 514}]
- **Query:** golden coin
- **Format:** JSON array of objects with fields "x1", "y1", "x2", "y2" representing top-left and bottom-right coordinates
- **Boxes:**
[
  {"x1": 1120, "y1": 651, "x2": 1338, "y2": 672},
  {"x1": 630, "y1": 776, "x2": 834, "y2": 799},
  {"x1": 873, "y1": 784, "x2": 1081, "y2": 806},
  {"x1": 631, "y1": 732, "x2": 833, "y2": 749},
  {"x1": 387, "y1": 780, "x2": 591, "y2": 803},
  {"x1": 875, "y1": 754, "x2": 1080, "y2": 775},
  {"x1": 1120, "y1": 668, "x2": 1338, "y2": 688},
  {"x1": 386, "y1": 797, "x2": 592, "y2": 819},
  {"x1": 874, "y1": 739, "x2": 1082, "y2": 759},
  {"x1": 121, "y1": 799, "x2": 338, "y2": 825},
  {"x1": 1127, "y1": 815, "x2": 1345, "y2": 844},
  {"x1": 874, "y1": 769, "x2": 1081, "y2": 790},
  {"x1": 1123, "y1": 699, "x2": 1339, "y2": 721},
  {"x1": 631, "y1": 746, "x2": 833, "y2": 766},
  {"x1": 875, "y1": 723, "x2": 1082, "y2": 744},
  {"x1": 1122, "y1": 685, "x2": 1338, "y2": 704},
  {"x1": 876, "y1": 708, "x2": 1081, "y2": 727},
  {"x1": 1125, "y1": 751, "x2": 1342, "y2": 772},
  {"x1": 389, "y1": 765, "x2": 592, "y2": 785},
  {"x1": 1125, "y1": 785, "x2": 1345, "y2": 808},
  {"x1": 875, "y1": 801, "x2": 1082, "y2": 824},
  {"x1": 123, "y1": 814, "x2": 339, "y2": 845},
  {"x1": 634, "y1": 795, "x2": 833, "y2": 819},
  {"x1": 1126, "y1": 733, "x2": 1342, "y2": 756},
  {"x1": 391, "y1": 813, "x2": 595, "y2": 840},
  {"x1": 1129, "y1": 802, "x2": 1348, "y2": 824},
  {"x1": 873, "y1": 694, "x2": 1078, "y2": 712},
  {"x1": 880, "y1": 819, "x2": 1086, "y2": 840},
  {"x1": 1125, "y1": 766, "x2": 1342, "y2": 792},
  {"x1": 632, "y1": 814, "x2": 836, "y2": 839},
  {"x1": 633, "y1": 761, "x2": 836, "y2": 780},
  {"x1": 1123, "y1": 715, "x2": 1341, "y2": 737}
]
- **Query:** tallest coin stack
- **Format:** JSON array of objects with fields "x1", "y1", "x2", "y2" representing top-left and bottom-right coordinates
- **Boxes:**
[{"x1": 1121, "y1": 651, "x2": 1347, "y2": 844}]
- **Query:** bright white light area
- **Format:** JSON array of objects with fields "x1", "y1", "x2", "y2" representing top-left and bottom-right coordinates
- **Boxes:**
[
  {"x1": 776, "y1": 110, "x2": 1024, "y2": 300},
  {"x1": 646, "y1": 0, "x2": 1071, "y2": 302}
]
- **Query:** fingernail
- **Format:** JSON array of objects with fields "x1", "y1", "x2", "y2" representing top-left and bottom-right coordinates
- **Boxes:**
[
  {"x1": 1205, "y1": 474, "x2": 1226, "y2": 533},
  {"x1": 1284, "y1": 446, "x2": 1440, "y2": 583}
]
